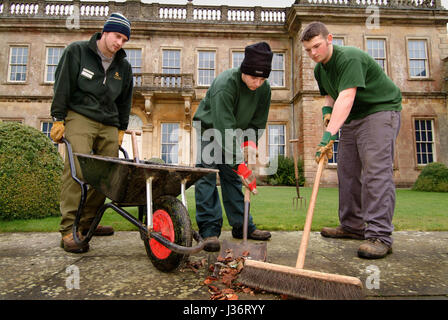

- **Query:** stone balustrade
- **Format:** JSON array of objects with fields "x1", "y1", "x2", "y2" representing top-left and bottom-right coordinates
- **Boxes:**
[
  {"x1": 294, "y1": 0, "x2": 441, "y2": 8},
  {"x1": 0, "y1": 0, "x2": 442, "y2": 24},
  {"x1": 133, "y1": 73, "x2": 194, "y2": 91}
]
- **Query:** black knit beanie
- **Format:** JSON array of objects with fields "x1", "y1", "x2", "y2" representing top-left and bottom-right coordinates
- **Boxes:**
[{"x1": 240, "y1": 42, "x2": 273, "y2": 78}]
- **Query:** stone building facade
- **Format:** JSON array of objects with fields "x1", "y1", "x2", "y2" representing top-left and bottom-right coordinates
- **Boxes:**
[{"x1": 0, "y1": 0, "x2": 447, "y2": 187}]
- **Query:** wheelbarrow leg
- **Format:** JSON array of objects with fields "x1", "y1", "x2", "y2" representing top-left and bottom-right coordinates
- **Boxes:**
[{"x1": 146, "y1": 176, "x2": 154, "y2": 229}]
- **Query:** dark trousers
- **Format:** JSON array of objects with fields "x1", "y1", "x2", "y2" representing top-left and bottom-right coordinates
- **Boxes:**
[
  {"x1": 337, "y1": 111, "x2": 401, "y2": 246},
  {"x1": 194, "y1": 137, "x2": 256, "y2": 239}
]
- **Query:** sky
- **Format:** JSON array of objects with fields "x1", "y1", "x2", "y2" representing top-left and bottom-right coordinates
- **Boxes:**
[
  {"x1": 141, "y1": 0, "x2": 447, "y2": 9},
  {"x1": 141, "y1": 0, "x2": 296, "y2": 7}
]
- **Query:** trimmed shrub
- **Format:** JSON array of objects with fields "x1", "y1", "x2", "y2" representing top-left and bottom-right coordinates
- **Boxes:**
[
  {"x1": 265, "y1": 155, "x2": 305, "y2": 186},
  {"x1": 412, "y1": 162, "x2": 448, "y2": 192},
  {"x1": 0, "y1": 122, "x2": 64, "y2": 220}
]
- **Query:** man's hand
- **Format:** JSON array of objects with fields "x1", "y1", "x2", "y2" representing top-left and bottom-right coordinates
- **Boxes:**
[
  {"x1": 234, "y1": 163, "x2": 257, "y2": 194},
  {"x1": 315, "y1": 131, "x2": 337, "y2": 164},
  {"x1": 241, "y1": 140, "x2": 257, "y2": 164},
  {"x1": 50, "y1": 121, "x2": 65, "y2": 143},
  {"x1": 118, "y1": 130, "x2": 125, "y2": 145},
  {"x1": 322, "y1": 106, "x2": 332, "y2": 127}
]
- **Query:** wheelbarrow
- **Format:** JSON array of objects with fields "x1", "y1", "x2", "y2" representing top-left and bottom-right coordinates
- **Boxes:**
[{"x1": 61, "y1": 137, "x2": 218, "y2": 272}]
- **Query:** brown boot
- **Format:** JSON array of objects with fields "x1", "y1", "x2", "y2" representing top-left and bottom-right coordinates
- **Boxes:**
[
  {"x1": 321, "y1": 226, "x2": 364, "y2": 240},
  {"x1": 82, "y1": 225, "x2": 115, "y2": 237},
  {"x1": 60, "y1": 233, "x2": 89, "y2": 253},
  {"x1": 203, "y1": 236, "x2": 220, "y2": 252},
  {"x1": 358, "y1": 238, "x2": 392, "y2": 259}
]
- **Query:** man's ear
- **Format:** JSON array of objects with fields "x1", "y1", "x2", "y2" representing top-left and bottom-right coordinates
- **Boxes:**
[{"x1": 327, "y1": 33, "x2": 333, "y2": 45}]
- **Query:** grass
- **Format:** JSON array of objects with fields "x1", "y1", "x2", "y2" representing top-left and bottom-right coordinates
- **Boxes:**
[{"x1": 1, "y1": 186, "x2": 447, "y2": 233}]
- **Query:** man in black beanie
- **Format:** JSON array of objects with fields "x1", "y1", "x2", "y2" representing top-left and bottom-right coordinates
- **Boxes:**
[{"x1": 193, "y1": 42, "x2": 273, "y2": 252}]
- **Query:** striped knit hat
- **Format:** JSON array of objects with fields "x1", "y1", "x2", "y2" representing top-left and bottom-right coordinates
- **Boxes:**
[{"x1": 103, "y1": 12, "x2": 131, "y2": 40}]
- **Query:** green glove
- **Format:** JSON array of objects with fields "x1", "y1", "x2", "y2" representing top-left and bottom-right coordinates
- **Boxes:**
[
  {"x1": 322, "y1": 106, "x2": 332, "y2": 127},
  {"x1": 315, "y1": 131, "x2": 337, "y2": 163}
]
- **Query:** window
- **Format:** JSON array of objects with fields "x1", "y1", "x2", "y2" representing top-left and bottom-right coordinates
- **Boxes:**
[
  {"x1": 415, "y1": 119, "x2": 435, "y2": 165},
  {"x1": 162, "y1": 49, "x2": 181, "y2": 87},
  {"x1": 408, "y1": 39, "x2": 429, "y2": 78},
  {"x1": 161, "y1": 123, "x2": 179, "y2": 164},
  {"x1": 367, "y1": 39, "x2": 387, "y2": 72},
  {"x1": 332, "y1": 37, "x2": 345, "y2": 46},
  {"x1": 232, "y1": 51, "x2": 244, "y2": 68},
  {"x1": 198, "y1": 51, "x2": 215, "y2": 86},
  {"x1": 125, "y1": 48, "x2": 142, "y2": 86},
  {"x1": 327, "y1": 130, "x2": 341, "y2": 164},
  {"x1": 268, "y1": 53, "x2": 285, "y2": 87},
  {"x1": 41, "y1": 121, "x2": 58, "y2": 147},
  {"x1": 268, "y1": 124, "x2": 285, "y2": 160},
  {"x1": 45, "y1": 47, "x2": 64, "y2": 83},
  {"x1": 8, "y1": 46, "x2": 28, "y2": 82}
]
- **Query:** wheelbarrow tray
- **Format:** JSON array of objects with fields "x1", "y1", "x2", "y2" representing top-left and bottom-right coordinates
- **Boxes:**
[{"x1": 75, "y1": 153, "x2": 217, "y2": 206}]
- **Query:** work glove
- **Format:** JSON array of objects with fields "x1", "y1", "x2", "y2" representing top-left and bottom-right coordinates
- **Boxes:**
[
  {"x1": 234, "y1": 163, "x2": 257, "y2": 195},
  {"x1": 315, "y1": 131, "x2": 337, "y2": 164},
  {"x1": 118, "y1": 130, "x2": 125, "y2": 146},
  {"x1": 241, "y1": 140, "x2": 257, "y2": 164},
  {"x1": 50, "y1": 121, "x2": 65, "y2": 143},
  {"x1": 322, "y1": 106, "x2": 332, "y2": 127}
]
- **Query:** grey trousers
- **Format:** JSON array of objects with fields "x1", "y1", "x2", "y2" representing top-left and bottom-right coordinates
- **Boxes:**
[{"x1": 337, "y1": 111, "x2": 401, "y2": 246}]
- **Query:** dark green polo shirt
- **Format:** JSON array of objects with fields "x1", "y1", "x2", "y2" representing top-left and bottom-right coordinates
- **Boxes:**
[
  {"x1": 193, "y1": 67, "x2": 271, "y2": 165},
  {"x1": 314, "y1": 45, "x2": 402, "y2": 123}
]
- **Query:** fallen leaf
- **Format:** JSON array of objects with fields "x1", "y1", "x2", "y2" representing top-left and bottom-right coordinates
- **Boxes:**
[
  {"x1": 203, "y1": 276, "x2": 217, "y2": 285},
  {"x1": 226, "y1": 293, "x2": 239, "y2": 300},
  {"x1": 221, "y1": 288, "x2": 234, "y2": 294}
]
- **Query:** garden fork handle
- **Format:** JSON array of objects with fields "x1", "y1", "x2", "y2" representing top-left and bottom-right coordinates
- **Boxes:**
[{"x1": 125, "y1": 130, "x2": 142, "y2": 163}]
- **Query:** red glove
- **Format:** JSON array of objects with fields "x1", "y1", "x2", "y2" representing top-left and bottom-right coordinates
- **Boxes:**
[{"x1": 234, "y1": 163, "x2": 257, "y2": 194}]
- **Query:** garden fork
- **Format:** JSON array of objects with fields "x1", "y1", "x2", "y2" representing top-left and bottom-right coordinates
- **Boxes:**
[{"x1": 290, "y1": 139, "x2": 306, "y2": 210}]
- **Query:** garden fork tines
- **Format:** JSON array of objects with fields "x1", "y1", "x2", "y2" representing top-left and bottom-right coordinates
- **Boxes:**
[{"x1": 290, "y1": 139, "x2": 306, "y2": 210}]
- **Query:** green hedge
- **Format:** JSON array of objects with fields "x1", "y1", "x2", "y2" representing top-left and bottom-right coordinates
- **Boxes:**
[
  {"x1": 265, "y1": 155, "x2": 305, "y2": 186},
  {"x1": 0, "y1": 122, "x2": 64, "y2": 220},
  {"x1": 412, "y1": 162, "x2": 448, "y2": 192}
]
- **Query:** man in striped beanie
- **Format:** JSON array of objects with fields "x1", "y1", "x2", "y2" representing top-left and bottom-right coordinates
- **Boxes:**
[
  {"x1": 50, "y1": 12, "x2": 133, "y2": 253},
  {"x1": 103, "y1": 12, "x2": 131, "y2": 41}
]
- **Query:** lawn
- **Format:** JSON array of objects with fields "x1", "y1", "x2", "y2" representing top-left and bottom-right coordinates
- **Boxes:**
[{"x1": 1, "y1": 186, "x2": 447, "y2": 233}]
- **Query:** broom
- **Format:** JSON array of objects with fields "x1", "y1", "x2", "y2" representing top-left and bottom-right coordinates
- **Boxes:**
[{"x1": 239, "y1": 151, "x2": 364, "y2": 299}]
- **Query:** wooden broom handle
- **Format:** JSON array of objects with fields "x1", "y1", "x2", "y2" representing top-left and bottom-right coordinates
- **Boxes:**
[
  {"x1": 125, "y1": 130, "x2": 141, "y2": 163},
  {"x1": 296, "y1": 156, "x2": 325, "y2": 269}
]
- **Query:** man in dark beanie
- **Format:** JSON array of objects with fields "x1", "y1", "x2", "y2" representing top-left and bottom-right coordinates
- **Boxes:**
[
  {"x1": 193, "y1": 42, "x2": 273, "y2": 252},
  {"x1": 50, "y1": 13, "x2": 133, "y2": 253}
]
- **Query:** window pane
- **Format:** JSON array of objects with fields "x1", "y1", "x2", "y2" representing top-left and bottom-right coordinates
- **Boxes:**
[
  {"x1": 233, "y1": 52, "x2": 244, "y2": 68},
  {"x1": 268, "y1": 124, "x2": 285, "y2": 160},
  {"x1": 161, "y1": 123, "x2": 179, "y2": 164},
  {"x1": 415, "y1": 119, "x2": 435, "y2": 165},
  {"x1": 9, "y1": 46, "x2": 28, "y2": 82}
]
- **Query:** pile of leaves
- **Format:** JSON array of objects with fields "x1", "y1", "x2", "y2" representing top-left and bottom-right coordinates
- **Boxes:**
[{"x1": 182, "y1": 249, "x2": 264, "y2": 300}]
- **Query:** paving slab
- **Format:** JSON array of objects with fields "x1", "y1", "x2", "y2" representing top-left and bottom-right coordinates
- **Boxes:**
[{"x1": 1, "y1": 231, "x2": 447, "y2": 300}]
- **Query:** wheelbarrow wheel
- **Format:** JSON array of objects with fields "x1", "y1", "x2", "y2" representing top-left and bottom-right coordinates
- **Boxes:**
[{"x1": 144, "y1": 195, "x2": 192, "y2": 272}]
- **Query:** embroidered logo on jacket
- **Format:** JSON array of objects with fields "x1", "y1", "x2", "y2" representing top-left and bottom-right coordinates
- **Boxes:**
[{"x1": 114, "y1": 72, "x2": 122, "y2": 80}]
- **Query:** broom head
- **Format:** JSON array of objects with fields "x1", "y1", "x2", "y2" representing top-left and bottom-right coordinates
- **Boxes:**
[{"x1": 239, "y1": 259, "x2": 364, "y2": 300}]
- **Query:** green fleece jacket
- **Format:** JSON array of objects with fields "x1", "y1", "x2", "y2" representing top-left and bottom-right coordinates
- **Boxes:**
[
  {"x1": 193, "y1": 68, "x2": 271, "y2": 166},
  {"x1": 51, "y1": 33, "x2": 133, "y2": 130}
]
